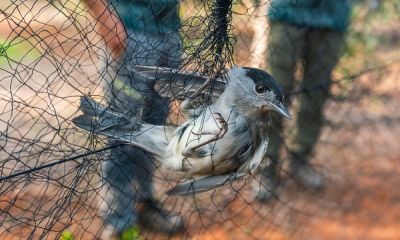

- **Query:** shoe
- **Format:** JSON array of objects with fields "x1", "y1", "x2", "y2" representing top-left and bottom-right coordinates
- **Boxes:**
[
  {"x1": 291, "y1": 163, "x2": 324, "y2": 190},
  {"x1": 252, "y1": 174, "x2": 280, "y2": 203},
  {"x1": 137, "y1": 199, "x2": 184, "y2": 235}
]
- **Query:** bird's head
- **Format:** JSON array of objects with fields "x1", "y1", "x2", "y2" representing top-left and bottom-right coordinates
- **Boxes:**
[{"x1": 224, "y1": 67, "x2": 291, "y2": 119}]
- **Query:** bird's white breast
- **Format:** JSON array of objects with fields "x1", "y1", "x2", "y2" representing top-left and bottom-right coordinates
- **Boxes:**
[
  {"x1": 162, "y1": 110, "x2": 224, "y2": 172},
  {"x1": 161, "y1": 108, "x2": 268, "y2": 175}
]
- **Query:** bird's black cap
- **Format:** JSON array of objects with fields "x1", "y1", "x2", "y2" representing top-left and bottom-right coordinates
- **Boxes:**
[{"x1": 243, "y1": 67, "x2": 284, "y2": 101}]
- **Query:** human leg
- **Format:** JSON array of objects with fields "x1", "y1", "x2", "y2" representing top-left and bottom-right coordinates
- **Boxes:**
[
  {"x1": 99, "y1": 31, "x2": 183, "y2": 237},
  {"x1": 98, "y1": 144, "x2": 151, "y2": 236},
  {"x1": 134, "y1": 32, "x2": 184, "y2": 234},
  {"x1": 290, "y1": 29, "x2": 345, "y2": 189}
]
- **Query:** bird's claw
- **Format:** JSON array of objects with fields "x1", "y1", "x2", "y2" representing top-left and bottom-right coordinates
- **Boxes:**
[
  {"x1": 213, "y1": 113, "x2": 227, "y2": 138},
  {"x1": 182, "y1": 112, "x2": 227, "y2": 157},
  {"x1": 190, "y1": 113, "x2": 227, "y2": 137}
]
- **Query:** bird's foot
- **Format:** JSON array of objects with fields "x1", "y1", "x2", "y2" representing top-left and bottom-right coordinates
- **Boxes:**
[
  {"x1": 182, "y1": 113, "x2": 227, "y2": 158},
  {"x1": 191, "y1": 113, "x2": 227, "y2": 137}
]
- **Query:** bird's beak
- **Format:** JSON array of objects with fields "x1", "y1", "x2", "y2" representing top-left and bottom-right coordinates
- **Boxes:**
[{"x1": 271, "y1": 102, "x2": 292, "y2": 119}]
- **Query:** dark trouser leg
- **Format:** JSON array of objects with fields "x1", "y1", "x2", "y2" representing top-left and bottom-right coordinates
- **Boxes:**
[
  {"x1": 291, "y1": 29, "x2": 345, "y2": 165},
  {"x1": 100, "y1": 143, "x2": 156, "y2": 233},
  {"x1": 99, "y1": 31, "x2": 181, "y2": 235},
  {"x1": 288, "y1": 29, "x2": 345, "y2": 190}
]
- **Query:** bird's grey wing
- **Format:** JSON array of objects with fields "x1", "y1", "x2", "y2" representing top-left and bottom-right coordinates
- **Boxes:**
[
  {"x1": 166, "y1": 172, "x2": 247, "y2": 196},
  {"x1": 129, "y1": 65, "x2": 227, "y2": 100}
]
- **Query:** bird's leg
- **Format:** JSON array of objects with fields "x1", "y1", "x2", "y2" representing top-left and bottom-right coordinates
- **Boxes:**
[
  {"x1": 191, "y1": 113, "x2": 227, "y2": 137},
  {"x1": 182, "y1": 113, "x2": 228, "y2": 157}
]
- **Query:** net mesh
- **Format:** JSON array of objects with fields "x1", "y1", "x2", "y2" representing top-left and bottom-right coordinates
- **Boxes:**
[{"x1": 0, "y1": 0, "x2": 400, "y2": 239}]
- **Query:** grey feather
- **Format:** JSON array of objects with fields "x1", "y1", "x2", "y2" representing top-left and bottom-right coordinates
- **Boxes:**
[
  {"x1": 79, "y1": 96, "x2": 131, "y2": 130},
  {"x1": 72, "y1": 114, "x2": 99, "y2": 132},
  {"x1": 166, "y1": 172, "x2": 246, "y2": 196},
  {"x1": 74, "y1": 95, "x2": 170, "y2": 156},
  {"x1": 73, "y1": 113, "x2": 168, "y2": 157},
  {"x1": 79, "y1": 96, "x2": 128, "y2": 120},
  {"x1": 128, "y1": 65, "x2": 226, "y2": 99}
]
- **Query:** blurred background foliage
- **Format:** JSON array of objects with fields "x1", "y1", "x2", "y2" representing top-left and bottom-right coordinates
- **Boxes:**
[
  {"x1": 344, "y1": 0, "x2": 400, "y2": 68},
  {"x1": 2, "y1": 0, "x2": 399, "y2": 73}
]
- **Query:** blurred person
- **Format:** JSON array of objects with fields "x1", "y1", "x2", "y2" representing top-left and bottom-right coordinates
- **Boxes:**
[
  {"x1": 83, "y1": 0, "x2": 183, "y2": 237},
  {"x1": 253, "y1": 0, "x2": 351, "y2": 202}
]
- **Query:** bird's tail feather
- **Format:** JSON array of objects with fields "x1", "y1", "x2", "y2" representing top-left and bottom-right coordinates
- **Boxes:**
[
  {"x1": 73, "y1": 96, "x2": 169, "y2": 157},
  {"x1": 79, "y1": 96, "x2": 131, "y2": 124}
]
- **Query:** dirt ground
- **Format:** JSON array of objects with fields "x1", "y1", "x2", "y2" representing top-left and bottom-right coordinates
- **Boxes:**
[{"x1": 1, "y1": 1, "x2": 400, "y2": 240}]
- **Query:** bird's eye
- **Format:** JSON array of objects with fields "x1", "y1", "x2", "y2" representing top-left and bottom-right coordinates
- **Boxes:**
[{"x1": 255, "y1": 84, "x2": 266, "y2": 94}]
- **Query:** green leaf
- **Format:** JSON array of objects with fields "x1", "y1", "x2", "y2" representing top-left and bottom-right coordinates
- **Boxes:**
[
  {"x1": 120, "y1": 226, "x2": 140, "y2": 240},
  {"x1": 60, "y1": 230, "x2": 74, "y2": 240}
]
